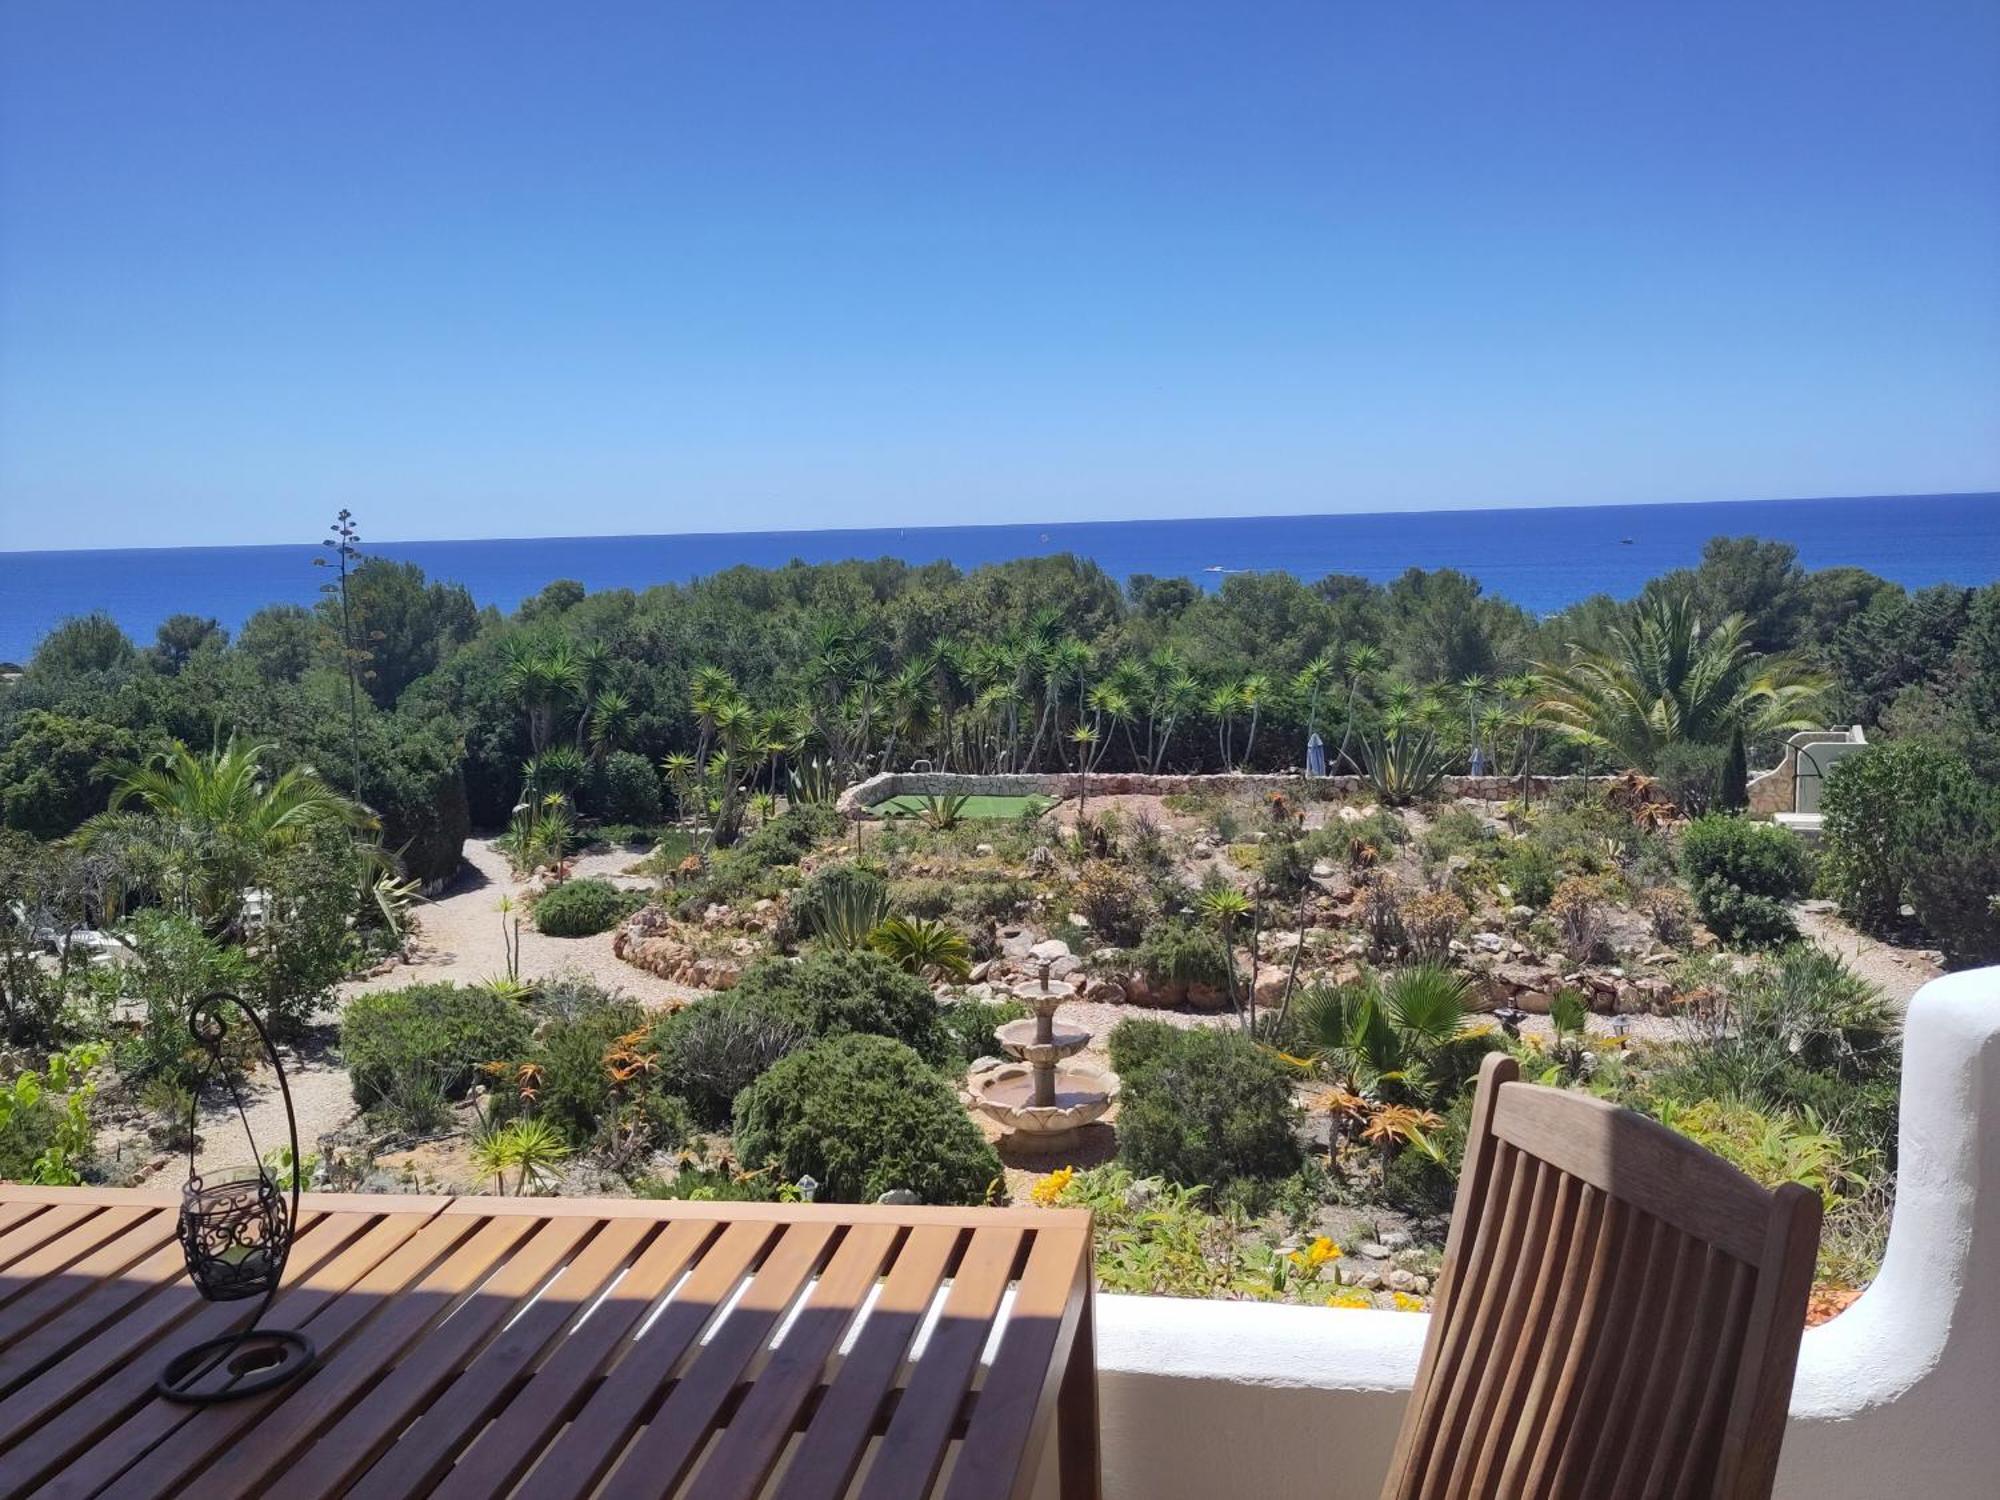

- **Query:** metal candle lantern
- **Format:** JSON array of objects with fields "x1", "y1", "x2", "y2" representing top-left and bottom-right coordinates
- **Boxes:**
[{"x1": 156, "y1": 992, "x2": 317, "y2": 1403}]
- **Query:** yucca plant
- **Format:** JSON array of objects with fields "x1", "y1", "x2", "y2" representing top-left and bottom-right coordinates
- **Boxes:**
[
  {"x1": 870, "y1": 915, "x2": 973, "y2": 982},
  {"x1": 472, "y1": 1116, "x2": 570, "y2": 1195},
  {"x1": 806, "y1": 878, "x2": 891, "y2": 950},
  {"x1": 917, "y1": 792, "x2": 971, "y2": 831},
  {"x1": 788, "y1": 755, "x2": 838, "y2": 807},
  {"x1": 1360, "y1": 727, "x2": 1450, "y2": 806}
]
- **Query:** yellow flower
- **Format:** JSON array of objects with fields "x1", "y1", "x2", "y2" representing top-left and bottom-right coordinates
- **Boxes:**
[
  {"x1": 1391, "y1": 1291, "x2": 1425, "y2": 1312},
  {"x1": 1031, "y1": 1165, "x2": 1076, "y2": 1206},
  {"x1": 1307, "y1": 1236, "x2": 1340, "y2": 1267},
  {"x1": 1327, "y1": 1287, "x2": 1372, "y2": 1309}
]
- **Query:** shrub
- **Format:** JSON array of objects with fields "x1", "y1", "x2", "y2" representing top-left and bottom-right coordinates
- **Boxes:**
[
  {"x1": 1356, "y1": 877, "x2": 1407, "y2": 958},
  {"x1": 650, "y1": 997, "x2": 807, "y2": 1128},
  {"x1": 1650, "y1": 740, "x2": 1732, "y2": 819},
  {"x1": 887, "y1": 877, "x2": 954, "y2": 920},
  {"x1": 939, "y1": 998, "x2": 1030, "y2": 1064},
  {"x1": 1131, "y1": 919, "x2": 1231, "y2": 994},
  {"x1": 1070, "y1": 860, "x2": 1150, "y2": 946},
  {"x1": 672, "y1": 805, "x2": 840, "y2": 915},
  {"x1": 732, "y1": 1035, "x2": 1002, "y2": 1205},
  {"x1": 1822, "y1": 741, "x2": 2000, "y2": 962},
  {"x1": 343, "y1": 983, "x2": 533, "y2": 1124},
  {"x1": 870, "y1": 916, "x2": 972, "y2": 981},
  {"x1": 1401, "y1": 889, "x2": 1468, "y2": 964},
  {"x1": 1113, "y1": 1024, "x2": 1301, "y2": 1188},
  {"x1": 729, "y1": 949, "x2": 950, "y2": 1065},
  {"x1": 0, "y1": 1042, "x2": 105, "y2": 1184},
  {"x1": 1637, "y1": 884, "x2": 1696, "y2": 946},
  {"x1": 1547, "y1": 877, "x2": 1610, "y2": 962},
  {"x1": 489, "y1": 997, "x2": 669, "y2": 1148},
  {"x1": 586, "y1": 750, "x2": 663, "y2": 824},
  {"x1": 534, "y1": 878, "x2": 642, "y2": 937},
  {"x1": 1680, "y1": 815, "x2": 1810, "y2": 948}
]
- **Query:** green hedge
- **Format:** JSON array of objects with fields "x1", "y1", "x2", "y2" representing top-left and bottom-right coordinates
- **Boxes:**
[{"x1": 732, "y1": 1034, "x2": 1001, "y2": 1205}]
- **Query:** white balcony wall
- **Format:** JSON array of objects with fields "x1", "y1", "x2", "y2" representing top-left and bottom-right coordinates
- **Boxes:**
[{"x1": 1089, "y1": 967, "x2": 2000, "y2": 1499}]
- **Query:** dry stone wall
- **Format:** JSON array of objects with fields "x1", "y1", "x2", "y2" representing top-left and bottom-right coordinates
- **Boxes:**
[{"x1": 837, "y1": 769, "x2": 1604, "y2": 816}]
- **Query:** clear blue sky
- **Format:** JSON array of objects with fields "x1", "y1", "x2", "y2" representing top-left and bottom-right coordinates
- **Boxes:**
[{"x1": 2, "y1": 1, "x2": 1996, "y2": 551}]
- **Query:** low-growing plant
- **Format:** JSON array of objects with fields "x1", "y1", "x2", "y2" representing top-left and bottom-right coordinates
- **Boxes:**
[
  {"x1": 869, "y1": 915, "x2": 972, "y2": 982},
  {"x1": 1131, "y1": 919, "x2": 1231, "y2": 997},
  {"x1": 1361, "y1": 727, "x2": 1449, "y2": 806},
  {"x1": 795, "y1": 864, "x2": 889, "y2": 950},
  {"x1": 472, "y1": 1116, "x2": 570, "y2": 1195},
  {"x1": 0, "y1": 1042, "x2": 106, "y2": 1185},
  {"x1": 1637, "y1": 883, "x2": 1696, "y2": 946},
  {"x1": 1497, "y1": 838, "x2": 1559, "y2": 909},
  {"x1": 1070, "y1": 860, "x2": 1150, "y2": 945},
  {"x1": 1401, "y1": 889, "x2": 1468, "y2": 964},
  {"x1": 732, "y1": 1034, "x2": 1002, "y2": 1205},
  {"x1": 533, "y1": 877, "x2": 643, "y2": 937}
]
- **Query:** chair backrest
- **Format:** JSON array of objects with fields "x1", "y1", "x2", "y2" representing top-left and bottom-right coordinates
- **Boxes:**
[{"x1": 1380, "y1": 1053, "x2": 1822, "y2": 1500}]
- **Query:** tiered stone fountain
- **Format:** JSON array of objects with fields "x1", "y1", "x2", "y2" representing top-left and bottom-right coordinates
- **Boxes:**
[{"x1": 966, "y1": 962, "x2": 1119, "y2": 1156}]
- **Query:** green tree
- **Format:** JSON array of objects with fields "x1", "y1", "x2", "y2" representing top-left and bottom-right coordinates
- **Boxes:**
[
  {"x1": 1534, "y1": 594, "x2": 1827, "y2": 771},
  {"x1": 0, "y1": 712, "x2": 140, "y2": 839},
  {"x1": 29, "y1": 613, "x2": 136, "y2": 680}
]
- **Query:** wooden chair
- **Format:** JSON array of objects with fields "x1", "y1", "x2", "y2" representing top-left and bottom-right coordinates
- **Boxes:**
[{"x1": 1380, "y1": 1053, "x2": 1822, "y2": 1500}]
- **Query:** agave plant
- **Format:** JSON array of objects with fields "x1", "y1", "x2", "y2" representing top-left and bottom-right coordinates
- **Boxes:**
[
  {"x1": 1360, "y1": 727, "x2": 1450, "y2": 806},
  {"x1": 870, "y1": 915, "x2": 973, "y2": 982},
  {"x1": 788, "y1": 756, "x2": 838, "y2": 807},
  {"x1": 918, "y1": 792, "x2": 971, "y2": 831},
  {"x1": 806, "y1": 877, "x2": 891, "y2": 950}
]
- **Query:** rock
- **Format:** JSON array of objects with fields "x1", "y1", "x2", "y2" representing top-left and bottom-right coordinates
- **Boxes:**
[
  {"x1": 1029, "y1": 938, "x2": 1072, "y2": 963},
  {"x1": 1507, "y1": 905, "x2": 1536, "y2": 924},
  {"x1": 974, "y1": 843, "x2": 995, "y2": 856},
  {"x1": 1083, "y1": 979, "x2": 1127, "y2": 1004},
  {"x1": 1252, "y1": 965, "x2": 1291, "y2": 1006},
  {"x1": 967, "y1": 960, "x2": 992, "y2": 983},
  {"x1": 1800, "y1": 898, "x2": 1838, "y2": 915},
  {"x1": 1357, "y1": 1241, "x2": 1391, "y2": 1260},
  {"x1": 876, "y1": 1189, "x2": 921, "y2": 1205},
  {"x1": 1355, "y1": 1269, "x2": 1385, "y2": 1290},
  {"x1": 1049, "y1": 955, "x2": 1082, "y2": 980},
  {"x1": 1337, "y1": 805, "x2": 1365, "y2": 824},
  {"x1": 1473, "y1": 931, "x2": 1505, "y2": 954},
  {"x1": 1311, "y1": 860, "x2": 1336, "y2": 878},
  {"x1": 1380, "y1": 1229, "x2": 1412, "y2": 1250},
  {"x1": 1067, "y1": 912, "x2": 1091, "y2": 929},
  {"x1": 998, "y1": 927, "x2": 1036, "y2": 960},
  {"x1": 1386, "y1": 1268, "x2": 1421, "y2": 1293},
  {"x1": 1185, "y1": 981, "x2": 1227, "y2": 1012},
  {"x1": 1191, "y1": 844, "x2": 1215, "y2": 861},
  {"x1": 1122, "y1": 972, "x2": 1157, "y2": 1007}
]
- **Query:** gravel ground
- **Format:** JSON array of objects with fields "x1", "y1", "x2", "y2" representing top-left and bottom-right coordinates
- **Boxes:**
[
  {"x1": 194, "y1": 836, "x2": 700, "y2": 1174},
  {"x1": 1792, "y1": 904, "x2": 1942, "y2": 1011}
]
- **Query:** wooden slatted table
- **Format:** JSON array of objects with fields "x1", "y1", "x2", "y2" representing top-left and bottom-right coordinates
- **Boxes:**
[{"x1": 0, "y1": 1186, "x2": 1099, "y2": 1500}]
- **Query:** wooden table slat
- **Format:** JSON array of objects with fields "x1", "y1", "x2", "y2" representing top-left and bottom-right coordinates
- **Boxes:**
[{"x1": 0, "y1": 1187, "x2": 1096, "y2": 1500}]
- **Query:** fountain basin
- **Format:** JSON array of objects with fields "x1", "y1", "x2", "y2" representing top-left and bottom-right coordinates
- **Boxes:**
[
  {"x1": 966, "y1": 1059, "x2": 1120, "y2": 1157},
  {"x1": 994, "y1": 1017, "x2": 1091, "y2": 1064}
]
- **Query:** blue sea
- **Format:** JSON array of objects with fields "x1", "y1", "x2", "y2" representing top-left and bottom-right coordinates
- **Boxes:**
[{"x1": 2, "y1": 492, "x2": 1996, "y2": 664}]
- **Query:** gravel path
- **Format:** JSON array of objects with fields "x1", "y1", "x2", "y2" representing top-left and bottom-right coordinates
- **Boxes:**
[
  {"x1": 1793, "y1": 904, "x2": 1942, "y2": 1011},
  {"x1": 195, "y1": 837, "x2": 700, "y2": 1174}
]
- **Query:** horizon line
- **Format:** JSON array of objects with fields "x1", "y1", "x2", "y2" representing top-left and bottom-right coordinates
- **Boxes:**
[{"x1": 3, "y1": 486, "x2": 1995, "y2": 559}]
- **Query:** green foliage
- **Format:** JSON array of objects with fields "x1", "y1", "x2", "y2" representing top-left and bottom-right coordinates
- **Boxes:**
[
  {"x1": 0, "y1": 1042, "x2": 107, "y2": 1185},
  {"x1": 0, "y1": 712, "x2": 140, "y2": 839},
  {"x1": 732, "y1": 1034, "x2": 1002, "y2": 1205},
  {"x1": 342, "y1": 982, "x2": 534, "y2": 1126},
  {"x1": 671, "y1": 805, "x2": 840, "y2": 914},
  {"x1": 939, "y1": 997, "x2": 1030, "y2": 1064},
  {"x1": 794, "y1": 864, "x2": 889, "y2": 950},
  {"x1": 1497, "y1": 838, "x2": 1559, "y2": 908},
  {"x1": 1821, "y1": 740, "x2": 2000, "y2": 962},
  {"x1": 1111, "y1": 1023, "x2": 1301, "y2": 1189},
  {"x1": 1293, "y1": 964, "x2": 1495, "y2": 1111},
  {"x1": 533, "y1": 878, "x2": 642, "y2": 937},
  {"x1": 471, "y1": 1116, "x2": 570, "y2": 1195},
  {"x1": 1131, "y1": 918, "x2": 1231, "y2": 993},
  {"x1": 585, "y1": 749, "x2": 663, "y2": 824},
  {"x1": 730, "y1": 949, "x2": 950, "y2": 1064},
  {"x1": 1069, "y1": 859, "x2": 1151, "y2": 945},
  {"x1": 649, "y1": 995, "x2": 807, "y2": 1128},
  {"x1": 1361, "y1": 727, "x2": 1448, "y2": 806},
  {"x1": 111, "y1": 911, "x2": 257, "y2": 1088},
  {"x1": 869, "y1": 915, "x2": 972, "y2": 981},
  {"x1": 1650, "y1": 739, "x2": 1733, "y2": 818},
  {"x1": 1680, "y1": 814, "x2": 1810, "y2": 947},
  {"x1": 28, "y1": 613, "x2": 135, "y2": 679}
]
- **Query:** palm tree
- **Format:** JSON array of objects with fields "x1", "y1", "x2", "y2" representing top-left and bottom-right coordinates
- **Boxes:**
[
  {"x1": 1195, "y1": 884, "x2": 1255, "y2": 1025},
  {"x1": 1293, "y1": 964, "x2": 1491, "y2": 1111},
  {"x1": 1533, "y1": 594, "x2": 1827, "y2": 771},
  {"x1": 1208, "y1": 682, "x2": 1244, "y2": 771},
  {"x1": 101, "y1": 738, "x2": 373, "y2": 933},
  {"x1": 1333, "y1": 644, "x2": 1384, "y2": 773},
  {"x1": 1238, "y1": 673, "x2": 1273, "y2": 767},
  {"x1": 502, "y1": 637, "x2": 583, "y2": 754}
]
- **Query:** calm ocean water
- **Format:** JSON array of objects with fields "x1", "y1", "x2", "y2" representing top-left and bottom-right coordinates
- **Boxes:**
[{"x1": 2, "y1": 492, "x2": 1996, "y2": 663}]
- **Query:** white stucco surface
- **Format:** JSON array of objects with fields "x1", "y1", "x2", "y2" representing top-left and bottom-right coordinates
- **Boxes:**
[{"x1": 1086, "y1": 966, "x2": 2000, "y2": 1498}]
